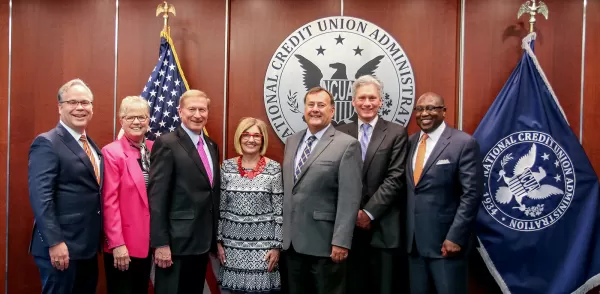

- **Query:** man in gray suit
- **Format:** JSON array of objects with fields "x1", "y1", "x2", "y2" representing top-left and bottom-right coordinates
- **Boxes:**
[
  {"x1": 336, "y1": 75, "x2": 408, "y2": 294},
  {"x1": 406, "y1": 92, "x2": 483, "y2": 294},
  {"x1": 282, "y1": 87, "x2": 362, "y2": 294}
]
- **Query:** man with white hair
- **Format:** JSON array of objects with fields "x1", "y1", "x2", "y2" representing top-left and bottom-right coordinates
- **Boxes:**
[
  {"x1": 336, "y1": 75, "x2": 409, "y2": 294},
  {"x1": 28, "y1": 78, "x2": 103, "y2": 293}
]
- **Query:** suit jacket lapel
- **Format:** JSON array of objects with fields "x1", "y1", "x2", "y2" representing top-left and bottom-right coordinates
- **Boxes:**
[
  {"x1": 362, "y1": 119, "x2": 386, "y2": 176},
  {"x1": 344, "y1": 121, "x2": 359, "y2": 139},
  {"x1": 121, "y1": 138, "x2": 149, "y2": 207},
  {"x1": 87, "y1": 136, "x2": 103, "y2": 186},
  {"x1": 286, "y1": 130, "x2": 305, "y2": 187},
  {"x1": 176, "y1": 127, "x2": 211, "y2": 185},
  {"x1": 294, "y1": 126, "x2": 335, "y2": 186},
  {"x1": 206, "y1": 137, "x2": 219, "y2": 186},
  {"x1": 407, "y1": 134, "x2": 419, "y2": 187},
  {"x1": 56, "y1": 124, "x2": 98, "y2": 183},
  {"x1": 419, "y1": 127, "x2": 452, "y2": 180}
]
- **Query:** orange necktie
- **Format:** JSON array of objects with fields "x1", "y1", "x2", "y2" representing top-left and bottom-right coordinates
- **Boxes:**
[
  {"x1": 413, "y1": 133, "x2": 429, "y2": 185},
  {"x1": 80, "y1": 135, "x2": 100, "y2": 184}
]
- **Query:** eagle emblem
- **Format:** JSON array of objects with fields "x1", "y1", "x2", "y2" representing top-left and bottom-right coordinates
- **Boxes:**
[
  {"x1": 495, "y1": 144, "x2": 564, "y2": 214},
  {"x1": 294, "y1": 54, "x2": 384, "y2": 124}
]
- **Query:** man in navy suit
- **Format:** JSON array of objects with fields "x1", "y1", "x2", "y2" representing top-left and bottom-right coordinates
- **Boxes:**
[
  {"x1": 28, "y1": 79, "x2": 103, "y2": 294},
  {"x1": 405, "y1": 92, "x2": 483, "y2": 294}
]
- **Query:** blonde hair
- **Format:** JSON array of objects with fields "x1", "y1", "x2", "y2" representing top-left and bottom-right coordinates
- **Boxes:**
[
  {"x1": 179, "y1": 89, "x2": 211, "y2": 108},
  {"x1": 119, "y1": 96, "x2": 150, "y2": 118},
  {"x1": 233, "y1": 117, "x2": 269, "y2": 156}
]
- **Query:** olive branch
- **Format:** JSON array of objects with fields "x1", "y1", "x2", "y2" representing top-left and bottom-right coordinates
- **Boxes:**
[
  {"x1": 287, "y1": 90, "x2": 299, "y2": 113},
  {"x1": 501, "y1": 153, "x2": 513, "y2": 168}
]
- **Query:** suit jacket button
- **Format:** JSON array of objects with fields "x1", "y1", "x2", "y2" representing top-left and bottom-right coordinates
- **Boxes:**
[
  {"x1": 97, "y1": 211, "x2": 100, "y2": 214},
  {"x1": 209, "y1": 208, "x2": 213, "y2": 213}
]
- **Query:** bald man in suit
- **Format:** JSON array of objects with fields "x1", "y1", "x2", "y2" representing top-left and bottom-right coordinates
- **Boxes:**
[{"x1": 406, "y1": 92, "x2": 483, "y2": 294}]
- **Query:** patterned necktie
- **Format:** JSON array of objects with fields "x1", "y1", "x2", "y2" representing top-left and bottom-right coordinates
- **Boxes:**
[
  {"x1": 79, "y1": 135, "x2": 100, "y2": 184},
  {"x1": 197, "y1": 137, "x2": 213, "y2": 186},
  {"x1": 413, "y1": 133, "x2": 429, "y2": 185},
  {"x1": 139, "y1": 142, "x2": 150, "y2": 173},
  {"x1": 360, "y1": 123, "x2": 371, "y2": 161},
  {"x1": 294, "y1": 135, "x2": 317, "y2": 182}
]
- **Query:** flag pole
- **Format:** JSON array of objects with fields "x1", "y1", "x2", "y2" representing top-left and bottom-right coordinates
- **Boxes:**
[
  {"x1": 517, "y1": 0, "x2": 549, "y2": 33},
  {"x1": 156, "y1": 1, "x2": 176, "y2": 36}
]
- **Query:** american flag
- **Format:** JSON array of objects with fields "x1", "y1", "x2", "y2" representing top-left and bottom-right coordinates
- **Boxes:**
[
  {"x1": 140, "y1": 31, "x2": 220, "y2": 294},
  {"x1": 141, "y1": 31, "x2": 188, "y2": 140}
]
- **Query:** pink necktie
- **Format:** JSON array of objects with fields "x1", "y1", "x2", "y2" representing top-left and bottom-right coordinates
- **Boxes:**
[{"x1": 197, "y1": 137, "x2": 213, "y2": 186}]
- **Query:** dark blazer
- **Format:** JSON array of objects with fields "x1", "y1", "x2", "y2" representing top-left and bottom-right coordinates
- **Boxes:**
[
  {"x1": 282, "y1": 126, "x2": 362, "y2": 257},
  {"x1": 336, "y1": 118, "x2": 408, "y2": 249},
  {"x1": 405, "y1": 126, "x2": 483, "y2": 258},
  {"x1": 148, "y1": 126, "x2": 220, "y2": 255},
  {"x1": 28, "y1": 123, "x2": 103, "y2": 260}
]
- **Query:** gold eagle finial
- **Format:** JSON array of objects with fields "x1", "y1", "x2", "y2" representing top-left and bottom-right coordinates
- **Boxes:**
[
  {"x1": 156, "y1": 1, "x2": 176, "y2": 34},
  {"x1": 517, "y1": 0, "x2": 549, "y2": 33}
]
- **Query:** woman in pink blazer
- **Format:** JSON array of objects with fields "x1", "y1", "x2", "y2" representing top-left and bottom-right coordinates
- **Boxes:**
[{"x1": 102, "y1": 96, "x2": 154, "y2": 294}]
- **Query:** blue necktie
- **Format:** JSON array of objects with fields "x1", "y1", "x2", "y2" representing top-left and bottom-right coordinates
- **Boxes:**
[
  {"x1": 295, "y1": 135, "x2": 317, "y2": 182},
  {"x1": 360, "y1": 123, "x2": 371, "y2": 160}
]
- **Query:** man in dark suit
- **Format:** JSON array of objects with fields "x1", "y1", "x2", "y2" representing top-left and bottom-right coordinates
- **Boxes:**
[
  {"x1": 282, "y1": 87, "x2": 362, "y2": 294},
  {"x1": 149, "y1": 90, "x2": 220, "y2": 294},
  {"x1": 28, "y1": 78, "x2": 103, "y2": 294},
  {"x1": 406, "y1": 92, "x2": 483, "y2": 294},
  {"x1": 336, "y1": 75, "x2": 408, "y2": 294}
]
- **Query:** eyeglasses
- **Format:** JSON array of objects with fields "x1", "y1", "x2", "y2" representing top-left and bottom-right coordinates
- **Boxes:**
[
  {"x1": 124, "y1": 115, "x2": 148, "y2": 122},
  {"x1": 414, "y1": 105, "x2": 445, "y2": 113},
  {"x1": 60, "y1": 100, "x2": 93, "y2": 108},
  {"x1": 241, "y1": 132, "x2": 263, "y2": 140}
]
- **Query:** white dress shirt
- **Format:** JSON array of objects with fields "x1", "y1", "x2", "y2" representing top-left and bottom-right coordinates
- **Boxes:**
[
  {"x1": 412, "y1": 121, "x2": 446, "y2": 171},
  {"x1": 60, "y1": 120, "x2": 100, "y2": 168},
  {"x1": 294, "y1": 124, "x2": 331, "y2": 169},
  {"x1": 181, "y1": 124, "x2": 214, "y2": 174}
]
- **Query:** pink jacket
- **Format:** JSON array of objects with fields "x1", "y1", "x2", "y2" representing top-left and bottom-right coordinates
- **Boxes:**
[{"x1": 101, "y1": 136, "x2": 154, "y2": 258}]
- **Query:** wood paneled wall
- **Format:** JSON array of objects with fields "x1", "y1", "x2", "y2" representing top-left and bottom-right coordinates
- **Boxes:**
[
  {"x1": 1, "y1": 0, "x2": 598, "y2": 293},
  {"x1": 8, "y1": 1, "x2": 115, "y2": 293},
  {"x1": 462, "y1": 0, "x2": 583, "y2": 135},
  {"x1": 583, "y1": 0, "x2": 600, "y2": 173},
  {"x1": 117, "y1": 0, "x2": 226, "y2": 155},
  {"x1": 0, "y1": 2, "x2": 8, "y2": 294}
]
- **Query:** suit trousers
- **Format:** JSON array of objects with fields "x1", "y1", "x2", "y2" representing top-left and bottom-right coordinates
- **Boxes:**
[
  {"x1": 285, "y1": 246, "x2": 346, "y2": 294},
  {"x1": 347, "y1": 229, "x2": 406, "y2": 294},
  {"x1": 103, "y1": 252, "x2": 152, "y2": 294},
  {"x1": 154, "y1": 253, "x2": 208, "y2": 294},
  {"x1": 408, "y1": 241, "x2": 468, "y2": 294},
  {"x1": 34, "y1": 254, "x2": 98, "y2": 294}
]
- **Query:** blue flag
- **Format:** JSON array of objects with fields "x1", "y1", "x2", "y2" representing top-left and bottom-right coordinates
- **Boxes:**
[
  {"x1": 140, "y1": 31, "x2": 189, "y2": 140},
  {"x1": 473, "y1": 32, "x2": 600, "y2": 294}
]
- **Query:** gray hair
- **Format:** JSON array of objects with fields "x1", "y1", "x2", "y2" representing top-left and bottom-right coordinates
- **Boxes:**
[
  {"x1": 119, "y1": 96, "x2": 150, "y2": 118},
  {"x1": 352, "y1": 75, "x2": 383, "y2": 99},
  {"x1": 57, "y1": 78, "x2": 93, "y2": 102}
]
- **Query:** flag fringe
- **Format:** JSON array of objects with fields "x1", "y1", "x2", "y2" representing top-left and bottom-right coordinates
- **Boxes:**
[
  {"x1": 476, "y1": 238, "x2": 512, "y2": 294},
  {"x1": 572, "y1": 273, "x2": 600, "y2": 294},
  {"x1": 521, "y1": 32, "x2": 569, "y2": 124}
]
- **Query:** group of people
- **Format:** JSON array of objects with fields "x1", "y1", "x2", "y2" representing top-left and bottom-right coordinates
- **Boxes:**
[{"x1": 27, "y1": 75, "x2": 482, "y2": 294}]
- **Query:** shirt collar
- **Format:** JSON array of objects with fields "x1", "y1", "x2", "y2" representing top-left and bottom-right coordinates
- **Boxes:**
[
  {"x1": 420, "y1": 121, "x2": 446, "y2": 142},
  {"x1": 304, "y1": 124, "x2": 331, "y2": 142},
  {"x1": 358, "y1": 116, "x2": 378, "y2": 130},
  {"x1": 60, "y1": 120, "x2": 86, "y2": 141},
  {"x1": 181, "y1": 123, "x2": 205, "y2": 147}
]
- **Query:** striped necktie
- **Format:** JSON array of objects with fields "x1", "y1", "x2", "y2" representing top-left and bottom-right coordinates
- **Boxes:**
[
  {"x1": 80, "y1": 135, "x2": 100, "y2": 184},
  {"x1": 294, "y1": 135, "x2": 316, "y2": 182}
]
